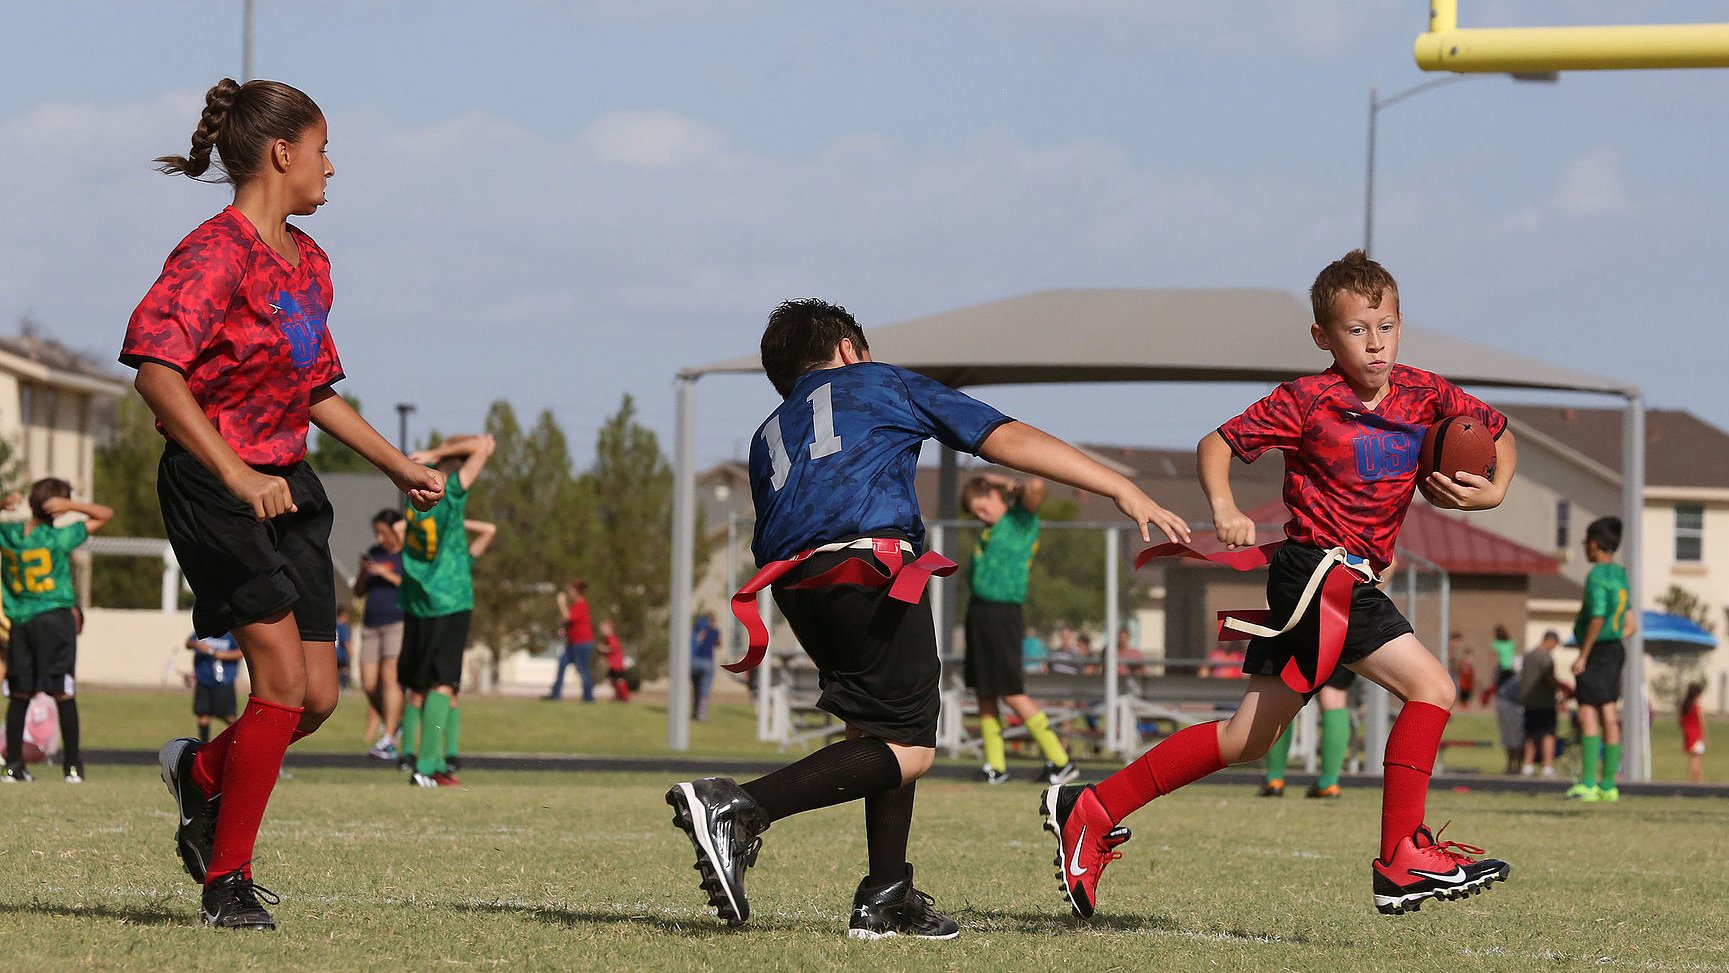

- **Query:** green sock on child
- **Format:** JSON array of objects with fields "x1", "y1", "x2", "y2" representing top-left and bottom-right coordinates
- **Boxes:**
[
  {"x1": 1317, "y1": 708, "x2": 1351, "y2": 788},
  {"x1": 417, "y1": 692, "x2": 451, "y2": 776},
  {"x1": 981, "y1": 715, "x2": 1006, "y2": 773},
  {"x1": 1026, "y1": 711, "x2": 1069, "y2": 767},
  {"x1": 1581, "y1": 734, "x2": 1603, "y2": 790},
  {"x1": 445, "y1": 705, "x2": 461, "y2": 758},
  {"x1": 1264, "y1": 724, "x2": 1292, "y2": 782},
  {"x1": 1602, "y1": 741, "x2": 1621, "y2": 788}
]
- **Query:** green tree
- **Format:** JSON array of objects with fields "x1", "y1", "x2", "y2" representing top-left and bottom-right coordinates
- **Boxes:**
[
  {"x1": 1657, "y1": 584, "x2": 1716, "y2": 634},
  {"x1": 91, "y1": 395, "x2": 171, "y2": 608},
  {"x1": 580, "y1": 394, "x2": 680, "y2": 678},
  {"x1": 309, "y1": 392, "x2": 372, "y2": 473},
  {"x1": 467, "y1": 402, "x2": 590, "y2": 684}
]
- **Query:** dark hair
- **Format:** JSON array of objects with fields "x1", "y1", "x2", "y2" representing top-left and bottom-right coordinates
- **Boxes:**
[
  {"x1": 570, "y1": 579, "x2": 588, "y2": 595},
  {"x1": 1310, "y1": 249, "x2": 1400, "y2": 325},
  {"x1": 1681, "y1": 680, "x2": 1706, "y2": 712},
  {"x1": 759, "y1": 299, "x2": 870, "y2": 398},
  {"x1": 371, "y1": 508, "x2": 404, "y2": 528},
  {"x1": 155, "y1": 78, "x2": 323, "y2": 187},
  {"x1": 1493, "y1": 624, "x2": 1510, "y2": 641},
  {"x1": 1585, "y1": 516, "x2": 1622, "y2": 554},
  {"x1": 28, "y1": 477, "x2": 72, "y2": 522}
]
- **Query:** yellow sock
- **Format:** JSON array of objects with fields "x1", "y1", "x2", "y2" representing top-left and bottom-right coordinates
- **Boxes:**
[
  {"x1": 1027, "y1": 711, "x2": 1070, "y2": 767},
  {"x1": 981, "y1": 715, "x2": 1006, "y2": 772}
]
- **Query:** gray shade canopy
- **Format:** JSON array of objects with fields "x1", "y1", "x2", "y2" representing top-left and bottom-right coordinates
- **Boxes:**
[{"x1": 682, "y1": 288, "x2": 1634, "y2": 395}]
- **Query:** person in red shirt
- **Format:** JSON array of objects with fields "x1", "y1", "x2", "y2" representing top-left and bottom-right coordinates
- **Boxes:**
[
  {"x1": 1681, "y1": 681, "x2": 1706, "y2": 783},
  {"x1": 546, "y1": 579, "x2": 596, "y2": 701},
  {"x1": 1042, "y1": 250, "x2": 1521, "y2": 921},
  {"x1": 122, "y1": 78, "x2": 442, "y2": 931},
  {"x1": 601, "y1": 619, "x2": 631, "y2": 702}
]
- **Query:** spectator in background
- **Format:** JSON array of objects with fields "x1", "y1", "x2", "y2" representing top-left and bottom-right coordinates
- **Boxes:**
[
  {"x1": 1493, "y1": 656, "x2": 1524, "y2": 774},
  {"x1": 546, "y1": 579, "x2": 596, "y2": 702},
  {"x1": 356, "y1": 509, "x2": 406, "y2": 761},
  {"x1": 1491, "y1": 624, "x2": 1518, "y2": 689},
  {"x1": 186, "y1": 631, "x2": 243, "y2": 744},
  {"x1": 602, "y1": 619, "x2": 630, "y2": 702},
  {"x1": 1681, "y1": 680, "x2": 1706, "y2": 784},
  {"x1": 1451, "y1": 633, "x2": 1476, "y2": 711},
  {"x1": 1021, "y1": 632, "x2": 1049, "y2": 674},
  {"x1": 334, "y1": 606, "x2": 352, "y2": 691},
  {"x1": 1519, "y1": 631, "x2": 1563, "y2": 778},
  {"x1": 691, "y1": 612, "x2": 719, "y2": 721}
]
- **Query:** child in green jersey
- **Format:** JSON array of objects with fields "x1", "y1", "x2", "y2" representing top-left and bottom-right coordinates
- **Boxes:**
[
  {"x1": 1, "y1": 480, "x2": 112, "y2": 783},
  {"x1": 1566, "y1": 516, "x2": 1634, "y2": 802},
  {"x1": 397, "y1": 434, "x2": 498, "y2": 786}
]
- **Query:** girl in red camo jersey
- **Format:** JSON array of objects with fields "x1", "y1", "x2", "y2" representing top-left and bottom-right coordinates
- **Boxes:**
[{"x1": 120, "y1": 78, "x2": 443, "y2": 930}]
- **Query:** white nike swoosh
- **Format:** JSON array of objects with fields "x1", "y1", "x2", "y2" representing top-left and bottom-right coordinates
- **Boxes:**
[
  {"x1": 1068, "y1": 826, "x2": 1090, "y2": 877},
  {"x1": 180, "y1": 812, "x2": 194, "y2": 826},
  {"x1": 1410, "y1": 866, "x2": 1467, "y2": 883}
]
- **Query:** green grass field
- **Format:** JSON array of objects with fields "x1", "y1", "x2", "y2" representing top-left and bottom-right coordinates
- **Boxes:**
[{"x1": 2, "y1": 763, "x2": 1726, "y2": 972}]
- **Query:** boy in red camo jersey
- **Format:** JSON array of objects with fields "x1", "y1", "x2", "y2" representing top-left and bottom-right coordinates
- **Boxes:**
[
  {"x1": 1042, "y1": 250, "x2": 1520, "y2": 919},
  {"x1": 122, "y1": 78, "x2": 442, "y2": 930}
]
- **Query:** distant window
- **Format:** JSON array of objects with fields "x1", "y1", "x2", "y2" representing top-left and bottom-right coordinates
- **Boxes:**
[
  {"x1": 19, "y1": 385, "x2": 33, "y2": 426},
  {"x1": 1555, "y1": 499, "x2": 1571, "y2": 550},
  {"x1": 1676, "y1": 504, "x2": 1704, "y2": 563}
]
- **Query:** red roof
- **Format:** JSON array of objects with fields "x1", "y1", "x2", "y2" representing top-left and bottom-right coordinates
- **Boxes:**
[{"x1": 1238, "y1": 501, "x2": 1559, "y2": 577}]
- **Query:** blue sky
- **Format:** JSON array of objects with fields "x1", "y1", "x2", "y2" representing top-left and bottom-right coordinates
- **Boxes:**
[{"x1": 2, "y1": 1, "x2": 1724, "y2": 470}]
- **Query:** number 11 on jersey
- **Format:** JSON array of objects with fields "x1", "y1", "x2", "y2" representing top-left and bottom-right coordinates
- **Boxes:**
[{"x1": 763, "y1": 382, "x2": 844, "y2": 491}]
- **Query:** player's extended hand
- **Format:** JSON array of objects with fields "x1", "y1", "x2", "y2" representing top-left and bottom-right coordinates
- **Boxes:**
[
  {"x1": 227, "y1": 469, "x2": 297, "y2": 521},
  {"x1": 1, "y1": 491, "x2": 22, "y2": 511},
  {"x1": 1116, "y1": 489, "x2": 1191, "y2": 545},
  {"x1": 398, "y1": 464, "x2": 445, "y2": 511},
  {"x1": 1212, "y1": 505, "x2": 1255, "y2": 549},
  {"x1": 1421, "y1": 470, "x2": 1502, "y2": 511}
]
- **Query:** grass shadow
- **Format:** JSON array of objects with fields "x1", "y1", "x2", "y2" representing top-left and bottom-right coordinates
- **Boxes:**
[
  {"x1": 949, "y1": 908, "x2": 1183, "y2": 935},
  {"x1": 447, "y1": 899, "x2": 802, "y2": 936},
  {"x1": 0, "y1": 899, "x2": 185, "y2": 927}
]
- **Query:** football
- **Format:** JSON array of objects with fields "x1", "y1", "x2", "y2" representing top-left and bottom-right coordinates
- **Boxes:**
[{"x1": 1419, "y1": 415, "x2": 1497, "y2": 486}]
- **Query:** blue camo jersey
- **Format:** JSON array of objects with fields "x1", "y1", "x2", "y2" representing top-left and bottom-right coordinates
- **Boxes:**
[{"x1": 750, "y1": 362, "x2": 1011, "y2": 564}]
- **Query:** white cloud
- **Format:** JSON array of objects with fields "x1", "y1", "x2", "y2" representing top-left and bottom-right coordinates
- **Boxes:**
[
  {"x1": 1553, "y1": 144, "x2": 1629, "y2": 217},
  {"x1": 578, "y1": 110, "x2": 731, "y2": 168}
]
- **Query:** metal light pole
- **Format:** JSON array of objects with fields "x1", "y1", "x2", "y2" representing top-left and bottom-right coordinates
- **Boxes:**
[
  {"x1": 395, "y1": 403, "x2": 416, "y2": 453},
  {"x1": 241, "y1": 0, "x2": 255, "y2": 81},
  {"x1": 1364, "y1": 72, "x2": 1557, "y2": 255}
]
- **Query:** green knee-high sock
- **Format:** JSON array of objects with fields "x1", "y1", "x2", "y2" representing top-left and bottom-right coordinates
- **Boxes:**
[
  {"x1": 445, "y1": 705, "x2": 461, "y2": 758},
  {"x1": 1317, "y1": 708, "x2": 1351, "y2": 788},
  {"x1": 417, "y1": 692, "x2": 451, "y2": 776},
  {"x1": 1603, "y1": 742, "x2": 1621, "y2": 788},
  {"x1": 1026, "y1": 711, "x2": 1070, "y2": 767},
  {"x1": 1581, "y1": 735, "x2": 1603, "y2": 789},
  {"x1": 401, "y1": 702, "x2": 421, "y2": 757},
  {"x1": 981, "y1": 715, "x2": 1006, "y2": 773},
  {"x1": 1264, "y1": 723, "x2": 1292, "y2": 783}
]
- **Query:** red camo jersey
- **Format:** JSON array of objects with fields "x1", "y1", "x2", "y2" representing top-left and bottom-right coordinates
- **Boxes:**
[
  {"x1": 1218, "y1": 363, "x2": 1506, "y2": 572},
  {"x1": 121, "y1": 207, "x2": 344, "y2": 466}
]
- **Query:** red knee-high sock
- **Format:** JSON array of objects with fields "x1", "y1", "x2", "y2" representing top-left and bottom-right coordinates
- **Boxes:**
[
  {"x1": 1380, "y1": 700, "x2": 1450, "y2": 862},
  {"x1": 205, "y1": 696, "x2": 303, "y2": 883},
  {"x1": 191, "y1": 721, "x2": 240, "y2": 797},
  {"x1": 1093, "y1": 721, "x2": 1226, "y2": 824}
]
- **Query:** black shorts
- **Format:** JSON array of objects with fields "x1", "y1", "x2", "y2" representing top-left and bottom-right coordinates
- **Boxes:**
[
  {"x1": 158, "y1": 445, "x2": 337, "y2": 641},
  {"x1": 194, "y1": 682, "x2": 238, "y2": 718},
  {"x1": 772, "y1": 546, "x2": 941, "y2": 748},
  {"x1": 964, "y1": 600, "x2": 1026, "y2": 697},
  {"x1": 1574, "y1": 641, "x2": 1624, "y2": 706},
  {"x1": 4, "y1": 608, "x2": 77, "y2": 696},
  {"x1": 1242, "y1": 543, "x2": 1413, "y2": 690},
  {"x1": 398, "y1": 611, "x2": 472, "y2": 693},
  {"x1": 1523, "y1": 707, "x2": 1557, "y2": 740},
  {"x1": 1324, "y1": 665, "x2": 1358, "y2": 691}
]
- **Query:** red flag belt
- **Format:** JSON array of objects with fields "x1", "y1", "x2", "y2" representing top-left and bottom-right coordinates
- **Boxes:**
[
  {"x1": 1134, "y1": 540, "x2": 1379, "y2": 694},
  {"x1": 725, "y1": 537, "x2": 957, "y2": 674}
]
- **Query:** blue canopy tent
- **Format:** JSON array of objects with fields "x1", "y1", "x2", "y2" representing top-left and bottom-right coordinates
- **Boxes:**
[{"x1": 1568, "y1": 611, "x2": 1717, "y2": 655}]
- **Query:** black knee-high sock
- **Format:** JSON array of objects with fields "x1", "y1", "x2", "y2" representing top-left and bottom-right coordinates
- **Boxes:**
[
  {"x1": 199, "y1": 720, "x2": 211, "y2": 743},
  {"x1": 56, "y1": 698, "x2": 81, "y2": 769},
  {"x1": 740, "y1": 737, "x2": 902, "y2": 822},
  {"x1": 5, "y1": 698, "x2": 26, "y2": 768},
  {"x1": 865, "y1": 781, "x2": 917, "y2": 887}
]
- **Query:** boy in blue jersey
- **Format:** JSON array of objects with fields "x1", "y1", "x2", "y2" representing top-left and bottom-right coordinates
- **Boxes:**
[
  {"x1": 668, "y1": 299, "x2": 1190, "y2": 940},
  {"x1": 187, "y1": 631, "x2": 243, "y2": 742}
]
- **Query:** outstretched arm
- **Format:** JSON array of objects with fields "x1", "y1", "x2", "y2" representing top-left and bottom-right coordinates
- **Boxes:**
[
  {"x1": 1198, "y1": 431, "x2": 1255, "y2": 549},
  {"x1": 41, "y1": 497, "x2": 115, "y2": 533},
  {"x1": 978, "y1": 421, "x2": 1189, "y2": 543},
  {"x1": 309, "y1": 388, "x2": 445, "y2": 511},
  {"x1": 410, "y1": 434, "x2": 496, "y2": 492},
  {"x1": 465, "y1": 519, "x2": 498, "y2": 558}
]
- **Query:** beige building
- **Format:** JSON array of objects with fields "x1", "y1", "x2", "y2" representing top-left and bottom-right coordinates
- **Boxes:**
[{"x1": 0, "y1": 334, "x2": 128, "y2": 495}]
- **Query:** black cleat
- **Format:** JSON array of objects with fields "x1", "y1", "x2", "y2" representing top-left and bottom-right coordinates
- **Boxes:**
[
  {"x1": 2, "y1": 763, "x2": 33, "y2": 783},
  {"x1": 1257, "y1": 779, "x2": 1285, "y2": 797},
  {"x1": 159, "y1": 738, "x2": 219, "y2": 884},
  {"x1": 200, "y1": 870, "x2": 280, "y2": 930},
  {"x1": 1043, "y1": 760, "x2": 1080, "y2": 786},
  {"x1": 978, "y1": 765, "x2": 1011, "y2": 786},
  {"x1": 846, "y1": 864, "x2": 960, "y2": 941},
  {"x1": 667, "y1": 777, "x2": 770, "y2": 926},
  {"x1": 397, "y1": 752, "x2": 416, "y2": 773},
  {"x1": 444, "y1": 754, "x2": 462, "y2": 773}
]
